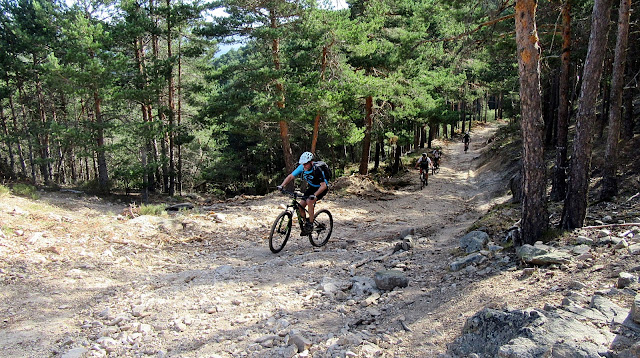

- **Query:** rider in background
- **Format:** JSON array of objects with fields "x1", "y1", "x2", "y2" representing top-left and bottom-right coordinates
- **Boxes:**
[
  {"x1": 463, "y1": 132, "x2": 470, "y2": 152},
  {"x1": 432, "y1": 148, "x2": 441, "y2": 169},
  {"x1": 278, "y1": 152, "x2": 328, "y2": 235},
  {"x1": 415, "y1": 153, "x2": 432, "y2": 185}
]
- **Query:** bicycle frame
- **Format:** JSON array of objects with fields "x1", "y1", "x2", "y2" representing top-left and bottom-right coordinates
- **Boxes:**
[{"x1": 282, "y1": 190, "x2": 311, "y2": 230}]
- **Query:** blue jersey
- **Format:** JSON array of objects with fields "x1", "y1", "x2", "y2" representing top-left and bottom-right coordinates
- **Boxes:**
[{"x1": 291, "y1": 163, "x2": 328, "y2": 188}]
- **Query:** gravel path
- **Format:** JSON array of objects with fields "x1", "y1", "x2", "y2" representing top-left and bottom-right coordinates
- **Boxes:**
[{"x1": 1, "y1": 122, "x2": 524, "y2": 358}]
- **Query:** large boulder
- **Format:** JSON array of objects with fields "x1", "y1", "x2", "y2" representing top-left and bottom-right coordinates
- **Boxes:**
[
  {"x1": 517, "y1": 244, "x2": 571, "y2": 265},
  {"x1": 374, "y1": 270, "x2": 408, "y2": 291},
  {"x1": 460, "y1": 231, "x2": 490, "y2": 253},
  {"x1": 448, "y1": 295, "x2": 635, "y2": 357}
]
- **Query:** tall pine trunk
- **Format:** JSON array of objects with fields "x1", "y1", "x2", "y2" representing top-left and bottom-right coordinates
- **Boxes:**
[
  {"x1": 7, "y1": 94, "x2": 27, "y2": 176},
  {"x1": 550, "y1": 0, "x2": 572, "y2": 202},
  {"x1": 270, "y1": 13, "x2": 294, "y2": 174},
  {"x1": 515, "y1": 0, "x2": 549, "y2": 244},
  {"x1": 311, "y1": 42, "x2": 333, "y2": 154},
  {"x1": 359, "y1": 96, "x2": 373, "y2": 175},
  {"x1": 17, "y1": 83, "x2": 37, "y2": 182},
  {"x1": 600, "y1": 0, "x2": 631, "y2": 200},
  {"x1": 0, "y1": 106, "x2": 15, "y2": 176},
  {"x1": 93, "y1": 89, "x2": 109, "y2": 192},
  {"x1": 33, "y1": 53, "x2": 51, "y2": 183},
  {"x1": 166, "y1": 0, "x2": 176, "y2": 196},
  {"x1": 135, "y1": 36, "x2": 153, "y2": 202},
  {"x1": 561, "y1": 0, "x2": 613, "y2": 229}
]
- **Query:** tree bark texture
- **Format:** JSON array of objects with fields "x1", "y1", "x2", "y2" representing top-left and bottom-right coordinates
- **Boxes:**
[
  {"x1": 34, "y1": 54, "x2": 52, "y2": 183},
  {"x1": 359, "y1": 95, "x2": 373, "y2": 175},
  {"x1": 93, "y1": 90, "x2": 109, "y2": 191},
  {"x1": 167, "y1": 0, "x2": 176, "y2": 196},
  {"x1": 515, "y1": 0, "x2": 549, "y2": 243},
  {"x1": 0, "y1": 106, "x2": 16, "y2": 176},
  {"x1": 550, "y1": 0, "x2": 572, "y2": 202},
  {"x1": 600, "y1": 0, "x2": 631, "y2": 201},
  {"x1": 311, "y1": 42, "x2": 332, "y2": 154},
  {"x1": 7, "y1": 94, "x2": 27, "y2": 176},
  {"x1": 561, "y1": 0, "x2": 613, "y2": 229},
  {"x1": 270, "y1": 12, "x2": 294, "y2": 174}
]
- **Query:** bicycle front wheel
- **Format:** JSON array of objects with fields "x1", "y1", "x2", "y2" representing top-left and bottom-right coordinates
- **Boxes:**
[
  {"x1": 269, "y1": 211, "x2": 293, "y2": 253},
  {"x1": 309, "y1": 209, "x2": 333, "y2": 247}
]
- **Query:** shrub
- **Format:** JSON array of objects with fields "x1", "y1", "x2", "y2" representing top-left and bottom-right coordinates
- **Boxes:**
[
  {"x1": 12, "y1": 183, "x2": 40, "y2": 200},
  {"x1": 0, "y1": 185, "x2": 9, "y2": 197},
  {"x1": 139, "y1": 204, "x2": 167, "y2": 216}
]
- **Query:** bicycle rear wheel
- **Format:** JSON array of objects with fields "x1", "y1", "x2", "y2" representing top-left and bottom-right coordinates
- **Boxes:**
[
  {"x1": 269, "y1": 211, "x2": 292, "y2": 253},
  {"x1": 309, "y1": 209, "x2": 333, "y2": 247}
]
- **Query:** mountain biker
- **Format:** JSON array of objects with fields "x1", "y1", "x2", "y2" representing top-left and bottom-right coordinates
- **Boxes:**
[
  {"x1": 463, "y1": 132, "x2": 470, "y2": 152},
  {"x1": 277, "y1": 152, "x2": 328, "y2": 235},
  {"x1": 415, "y1": 153, "x2": 432, "y2": 185},
  {"x1": 432, "y1": 149, "x2": 441, "y2": 169}
]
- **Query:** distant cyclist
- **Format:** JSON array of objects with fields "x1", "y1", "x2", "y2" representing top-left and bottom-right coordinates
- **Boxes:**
[
  {"x1": 463, "y1": 132, "x2": 470, "y2": 152},
  {"x1": 415, "y1": 153, "x2": 432, "y2": 185},
  {"x1": 277, "y1": 152, "x2": 328, "y2": 235},
  {"x1": 432, "y1": 149, "x2": 441, "y2": 170}
]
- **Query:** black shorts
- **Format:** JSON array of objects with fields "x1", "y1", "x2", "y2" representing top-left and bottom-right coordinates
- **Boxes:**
[{"x1": 304, "y1": 186, "x2": 327, "y2": 201}]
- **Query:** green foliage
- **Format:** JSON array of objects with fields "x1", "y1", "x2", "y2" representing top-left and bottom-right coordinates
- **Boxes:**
[
  {"x1": 139, "y1": 204, "x2": 168, "y2": 217},
  {"x1": 0, "y1": 185, "x2": 9, "y2": 197},
  {"x1": 11, "y1": 184, "x2": 40, "y2": 200},
  {"x1": 0, "y1": 0, "x2": 592, "y2": 197}
]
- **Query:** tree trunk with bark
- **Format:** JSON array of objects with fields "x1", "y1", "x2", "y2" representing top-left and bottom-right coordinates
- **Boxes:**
[
  {"x1": 167, "y1": 0, "x2": 176, "y2": 196},
  {"x1": 600, "y1": 0, "x2": 631, "y2": 201},
  {"x1": 33, "y1": 54, "x2": 51, "y2": 183},
  {"x1": 561, "y1": 0, "x2": 613, "y2": 229},
  {"x1": 269, "y1": 12, "x2": 295, "y2": 174},
  {"x1": 515, "y1": 0, "x2": 549, "y2": 243},
  {"x1": 359, "y1": 96, "x2": 373, "y2": 175},
  {"x1": 550, "y1": 0, "x2": 572, "y2": 202},
  {"x1": 0, "y1": 106, "x2": 15, "y2": 175},
  {"x1": 311, "y1": 41, "x2": 333, "y2": 154},
  {"x1": 93, "y1": 90, "x2": 109, "y2": 191},
  {"x1": 7, "y1": 94, "x2": 27, "y2": 176},
  {"x1": 134, "y1": 36, "x2": 153, "y2": 201}
]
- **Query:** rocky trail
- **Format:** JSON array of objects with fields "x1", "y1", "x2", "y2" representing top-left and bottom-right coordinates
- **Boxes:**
[{"x1": 1, "y1": 122, "x2": 639, "y2": 358}]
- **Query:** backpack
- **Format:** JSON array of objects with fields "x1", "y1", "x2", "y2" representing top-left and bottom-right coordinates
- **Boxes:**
[{"x1": 314, "y1": 161, "x2": 332, "y2": 182}]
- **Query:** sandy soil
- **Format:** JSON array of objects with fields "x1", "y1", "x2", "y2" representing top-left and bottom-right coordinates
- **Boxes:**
[{"x1": 1, "y1": 122, "x2": 633, "y2": 358}]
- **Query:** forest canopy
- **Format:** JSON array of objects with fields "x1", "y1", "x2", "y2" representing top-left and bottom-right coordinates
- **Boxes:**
[{"x1": 0, "y1": 0, "x2": 638, "y2": 239}]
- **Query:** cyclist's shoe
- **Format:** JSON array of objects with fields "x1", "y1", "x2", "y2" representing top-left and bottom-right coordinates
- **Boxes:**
[{"x1": 301, "y1": 221, "x2": 313, "y2": 236}]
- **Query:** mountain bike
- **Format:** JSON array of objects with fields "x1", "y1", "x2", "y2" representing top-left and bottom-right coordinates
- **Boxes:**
[
  {"x1": 419, "y1": 169, "x2": 428, "y2": 189},
  {"x1": 268, "y1": 188, "x2": 334, "y2": 253},
  {"x1": 464, "y1": 141, "x2": 469, "y2": 152},
  {"x1": 432, "y1": 159, "x2": 440, "y2": 175}
]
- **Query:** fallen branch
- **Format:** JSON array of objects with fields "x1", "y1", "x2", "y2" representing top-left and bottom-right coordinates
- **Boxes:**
[
  {"x1": 353, "y1": 251, "x2": 394, "y2": 269},
  {"x1": 399, "y1": 319, "x2": 413, "y2": 332},
  {"x1": 581, "y1": 223, "x2": 640, "y2": 230},
  {"x1": 627, "y1": 192, "x2": 639, "y2": 202}
]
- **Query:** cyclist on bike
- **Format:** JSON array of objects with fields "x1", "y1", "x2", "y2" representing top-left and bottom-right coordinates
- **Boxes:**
[
  {"x1": 415, "y1": 153, "x2": 432, "y2": 185},
  {"x1": 463, "y1": 132, "x2": 470, "y2": 152},
  {"x1": 432, "y1": 149, "x2": 441, "y2": 169},
  {"x1": 278, "y1": 152, "x2": 328, "y2": 235}
]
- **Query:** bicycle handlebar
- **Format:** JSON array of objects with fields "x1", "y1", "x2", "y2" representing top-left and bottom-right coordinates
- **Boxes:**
[{"x1": 278, "y1": 188, "x2": 305, "y2": 198}]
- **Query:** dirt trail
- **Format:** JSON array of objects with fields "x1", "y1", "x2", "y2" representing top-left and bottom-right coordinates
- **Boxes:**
[{"x1": 1, "y1": 122, "x2": 525, "y2": 358}]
